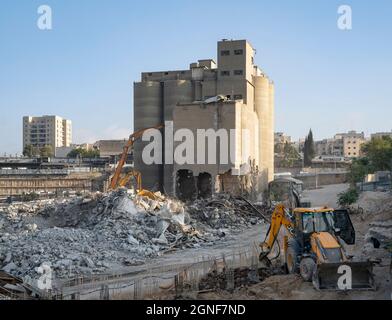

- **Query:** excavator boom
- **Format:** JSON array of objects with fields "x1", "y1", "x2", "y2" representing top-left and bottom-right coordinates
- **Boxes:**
[{"x1": 109, "y1": 124, "x2": 163, "y2": 190}]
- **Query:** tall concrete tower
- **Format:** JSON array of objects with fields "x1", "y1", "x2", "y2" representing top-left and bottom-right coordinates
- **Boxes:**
[{"x1": 133, "y1": 40, "x2": 274, "y2": 197}]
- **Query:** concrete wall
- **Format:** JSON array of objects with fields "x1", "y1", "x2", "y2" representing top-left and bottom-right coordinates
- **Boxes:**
[
  {"x1": 0, "y1": 176, "x2": 93, "y2": 197},
  {"x1": 294, "y1": 172, "x2": 348, "y2": 189}
]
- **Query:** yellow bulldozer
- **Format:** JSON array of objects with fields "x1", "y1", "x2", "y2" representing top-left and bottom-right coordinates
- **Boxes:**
[{"x1": 259, "y1": 204, "x2": 375, "y2": 290}]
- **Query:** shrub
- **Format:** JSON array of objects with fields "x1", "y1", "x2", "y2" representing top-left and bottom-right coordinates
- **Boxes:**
[{"x1": 337, "y1": 188, "x2": 359, "y2": 207}]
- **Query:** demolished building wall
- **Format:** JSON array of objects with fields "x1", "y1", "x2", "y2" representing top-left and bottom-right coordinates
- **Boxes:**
[{"x1": 133, "y1": 39, "x2": 274, "y2": 199}]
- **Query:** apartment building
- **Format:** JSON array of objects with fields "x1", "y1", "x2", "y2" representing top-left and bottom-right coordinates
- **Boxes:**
[
  {"x1": 23, "y1": 115, "x2": 72, "y2": 152},
  {"x1": 315, "y1": 131, "x2": 366, "y2": 158},
  {"x1": 133, "y1": 39, "x2": 274, "y2": 198},
  {"x1": 338, "y1": 131, "x2": 366, "y2": 158}
]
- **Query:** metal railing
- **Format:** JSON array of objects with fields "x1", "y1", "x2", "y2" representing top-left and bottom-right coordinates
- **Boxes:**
[{"x1": 40, "y1": 244, "x2": 262, "y2": 300}]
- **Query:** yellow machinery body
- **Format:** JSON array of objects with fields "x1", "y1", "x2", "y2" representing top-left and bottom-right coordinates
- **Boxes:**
[{"x1": 260, "y1": 204, "x2": 375, "y2": 290}]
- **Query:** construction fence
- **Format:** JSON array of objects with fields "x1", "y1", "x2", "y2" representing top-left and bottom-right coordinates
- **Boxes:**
[{"x1": 47, "y1": 244, "x2": 262, "y2": 300}]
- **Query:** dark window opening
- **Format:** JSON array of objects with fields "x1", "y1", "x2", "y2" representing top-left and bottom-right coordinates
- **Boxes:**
[
  {"x1": 221, "y1": 50, "x2": 230, "y2": 56},
  {"x1": 197, "y1": 172, "x2": 212, "y2": 199},
  {"x1": 234, "y1": 49, "x2": 243, "y2": 55},
  {"x1": 220, "y1": 71, "x2": 230, "y2": 76},
  {"x1": 176, "y1": 170, "x2": 196, "y2": 201},
  {"x1": 234, "y1": 70, "x2": 243, "y2": 76}
]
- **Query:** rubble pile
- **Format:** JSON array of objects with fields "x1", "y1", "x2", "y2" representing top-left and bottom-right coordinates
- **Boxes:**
[
  {"x1": 351, "y1": 191, "x2": 392, "y2": 258},
  {"x1": 0, "y1": 190, "x2": 264, "y2": 282},
  {"x1": 187, "y1": 194, "x2": 262, "y2": 231}
]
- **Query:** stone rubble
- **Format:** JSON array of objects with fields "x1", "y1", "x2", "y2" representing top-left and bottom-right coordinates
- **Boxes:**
[{"x1": 0, "y1": 190, "x2": 264, "y2": 283}]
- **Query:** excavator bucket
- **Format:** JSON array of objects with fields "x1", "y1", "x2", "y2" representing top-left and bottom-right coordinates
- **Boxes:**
[{"x1": 313, "y1": 261, "x2": 375, "y2": 290}]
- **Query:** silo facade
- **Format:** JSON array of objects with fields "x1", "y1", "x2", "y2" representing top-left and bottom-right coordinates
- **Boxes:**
[
  {"x1": 254, "y1": 75, "x2": 273, "y2": 191},
  {"x1": 133, "y1": 81, "x2": 162, "y2": 191},
  {"x1": 163, "y1": 80, "x2": 193, "y2": 194},
  {"x1": 268, "y1": 82, "x2": 275, "y2": 182}
]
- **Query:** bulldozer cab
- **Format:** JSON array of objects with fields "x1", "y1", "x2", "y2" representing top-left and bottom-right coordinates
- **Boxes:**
[
  {"x1": 332, "y1": 209, "x2": 355, "y2": 244},
  {"x1": 293, "y1": 208, "x2": 356, "y2": 246}
]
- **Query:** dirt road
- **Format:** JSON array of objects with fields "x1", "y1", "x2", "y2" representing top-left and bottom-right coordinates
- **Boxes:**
[{"x1": 302, "y1": 183, "x2": 349, "y2": 207}]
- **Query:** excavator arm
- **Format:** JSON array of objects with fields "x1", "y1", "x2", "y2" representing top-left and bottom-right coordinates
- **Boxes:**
[
  {"x1": 259, "y1": 204, "x2": 295, "y2": 262},
  {"x1": 109, "y1": 124, "x2": 163, "y2": 190}
]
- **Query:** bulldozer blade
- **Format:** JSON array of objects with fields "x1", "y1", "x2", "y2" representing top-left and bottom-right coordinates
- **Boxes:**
[{"x1": 313, "y1": 261, "x2": 375, "y2": 290}]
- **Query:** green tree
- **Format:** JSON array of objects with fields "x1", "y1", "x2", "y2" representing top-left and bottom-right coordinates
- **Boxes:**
[
  {"x1": 303, "y1": 129, "x2": 315, "y2": 167},
  {"x1": 348, "y1": 157, "x2": 370, "y2": 186},
  {"x1": 23, "y1": 145, "x2": 34, "y2": 157},
  {"x1": 280, "y1": 142, "x2": 301, "y2": 167},
  {"x1": 337, "y1": 188, "x2": 359, "y2": 207},
  {"x1": 361, "y1": 136, "x2": 392, "y2": 171},
  {"x1": 83, "y1": 149, "x2": 100, "y2": 158},
  {"x1": 67, "y1": 148, "x2": 100, "y2": 158},
  {"x1": 67, "y1": 148, "x2": 84, "y2": 158},
  {"x1": 23, "y1": 145, "x2": 40, "y2": 157},
  {"x1": 40, "y1": 145, "x2": 53, "y2": 157}
]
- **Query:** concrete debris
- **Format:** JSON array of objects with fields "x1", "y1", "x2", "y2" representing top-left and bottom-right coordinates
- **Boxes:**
[
  {"x1": 0, "y1": 190, "x2": 265, "y2": 285},
  {"x1": 187, "y1": 194, "x2": 264, "y2": 230}
]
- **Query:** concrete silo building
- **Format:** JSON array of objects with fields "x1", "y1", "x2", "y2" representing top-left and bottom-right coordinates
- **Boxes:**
[{"x1": 133, "y1": 39, "x2": 274, "y2": 199}]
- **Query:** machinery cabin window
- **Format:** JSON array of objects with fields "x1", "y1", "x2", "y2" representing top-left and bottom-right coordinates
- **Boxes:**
[{"x1": 302, "y1": 212, "x2": 335, "y2": 233}]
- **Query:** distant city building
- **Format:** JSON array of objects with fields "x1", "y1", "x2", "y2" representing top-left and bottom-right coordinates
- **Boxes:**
[
  {"x1": 339, "y1": 131, "x2": 366, "y2": 158},
  {"x1": 274, "y1": 132, "x2": 291, "y2": 145},
  {"x1": 315, "y1": 130, "x2": 366, "y2": 158},
  {"x1": 371, "y1": 131, "x2": 392, "y2": 140},
  {"x1": 315, "y1": 138, "x2": 343, "y2": 157},
  {"x1": 23, "y1": 115, "x2": 72, "y2": 153},
  {"x1": 94, "y1": 140, "x2": 127, "y2": 158},
  {"x1": 55, "y1": 143, "x2": 94, "y2": 158}
]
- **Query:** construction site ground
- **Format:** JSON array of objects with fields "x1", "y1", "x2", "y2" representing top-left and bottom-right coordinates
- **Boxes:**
[
  {"x1": 87, "y1": 184, "x2": 391, "y2": 300},
  {"x1": 196, "y1": 184, "x2": 392, "y2": 300},
  {"x1": 1, "y1": 184, "x2": 391, "y2": 300}
]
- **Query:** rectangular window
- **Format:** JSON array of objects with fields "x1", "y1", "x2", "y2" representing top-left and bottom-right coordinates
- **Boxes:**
[
  {"x1": 221, "y1": 50, "x2": 230, "y2": 56},
  {"x1": 220, "y1": 71, "x2": 230, "y2": 76},
  {"x1": 234, "y1": 49, "x2": 243, "y2": 55},
  {"x1": 234, "y1": 70, "x2": 243, "y2": 76}
]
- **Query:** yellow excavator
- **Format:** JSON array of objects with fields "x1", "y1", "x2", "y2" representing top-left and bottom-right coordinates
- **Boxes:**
[
  {"x1": 259, "y1": 204, "x2": 375, "y2": 290},
  {"x1": 109, "y1": 124, "x2": 164, "y2": 200}
]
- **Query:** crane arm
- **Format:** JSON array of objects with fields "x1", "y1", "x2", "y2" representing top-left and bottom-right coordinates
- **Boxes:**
[{"x1": 109, "y1": 124, "x2": 163, "y2": 190}]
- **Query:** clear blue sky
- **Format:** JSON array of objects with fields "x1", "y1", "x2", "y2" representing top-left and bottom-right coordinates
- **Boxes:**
[{"x1": 1, "y1": 0, "x2": 391, "y2": 155}]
